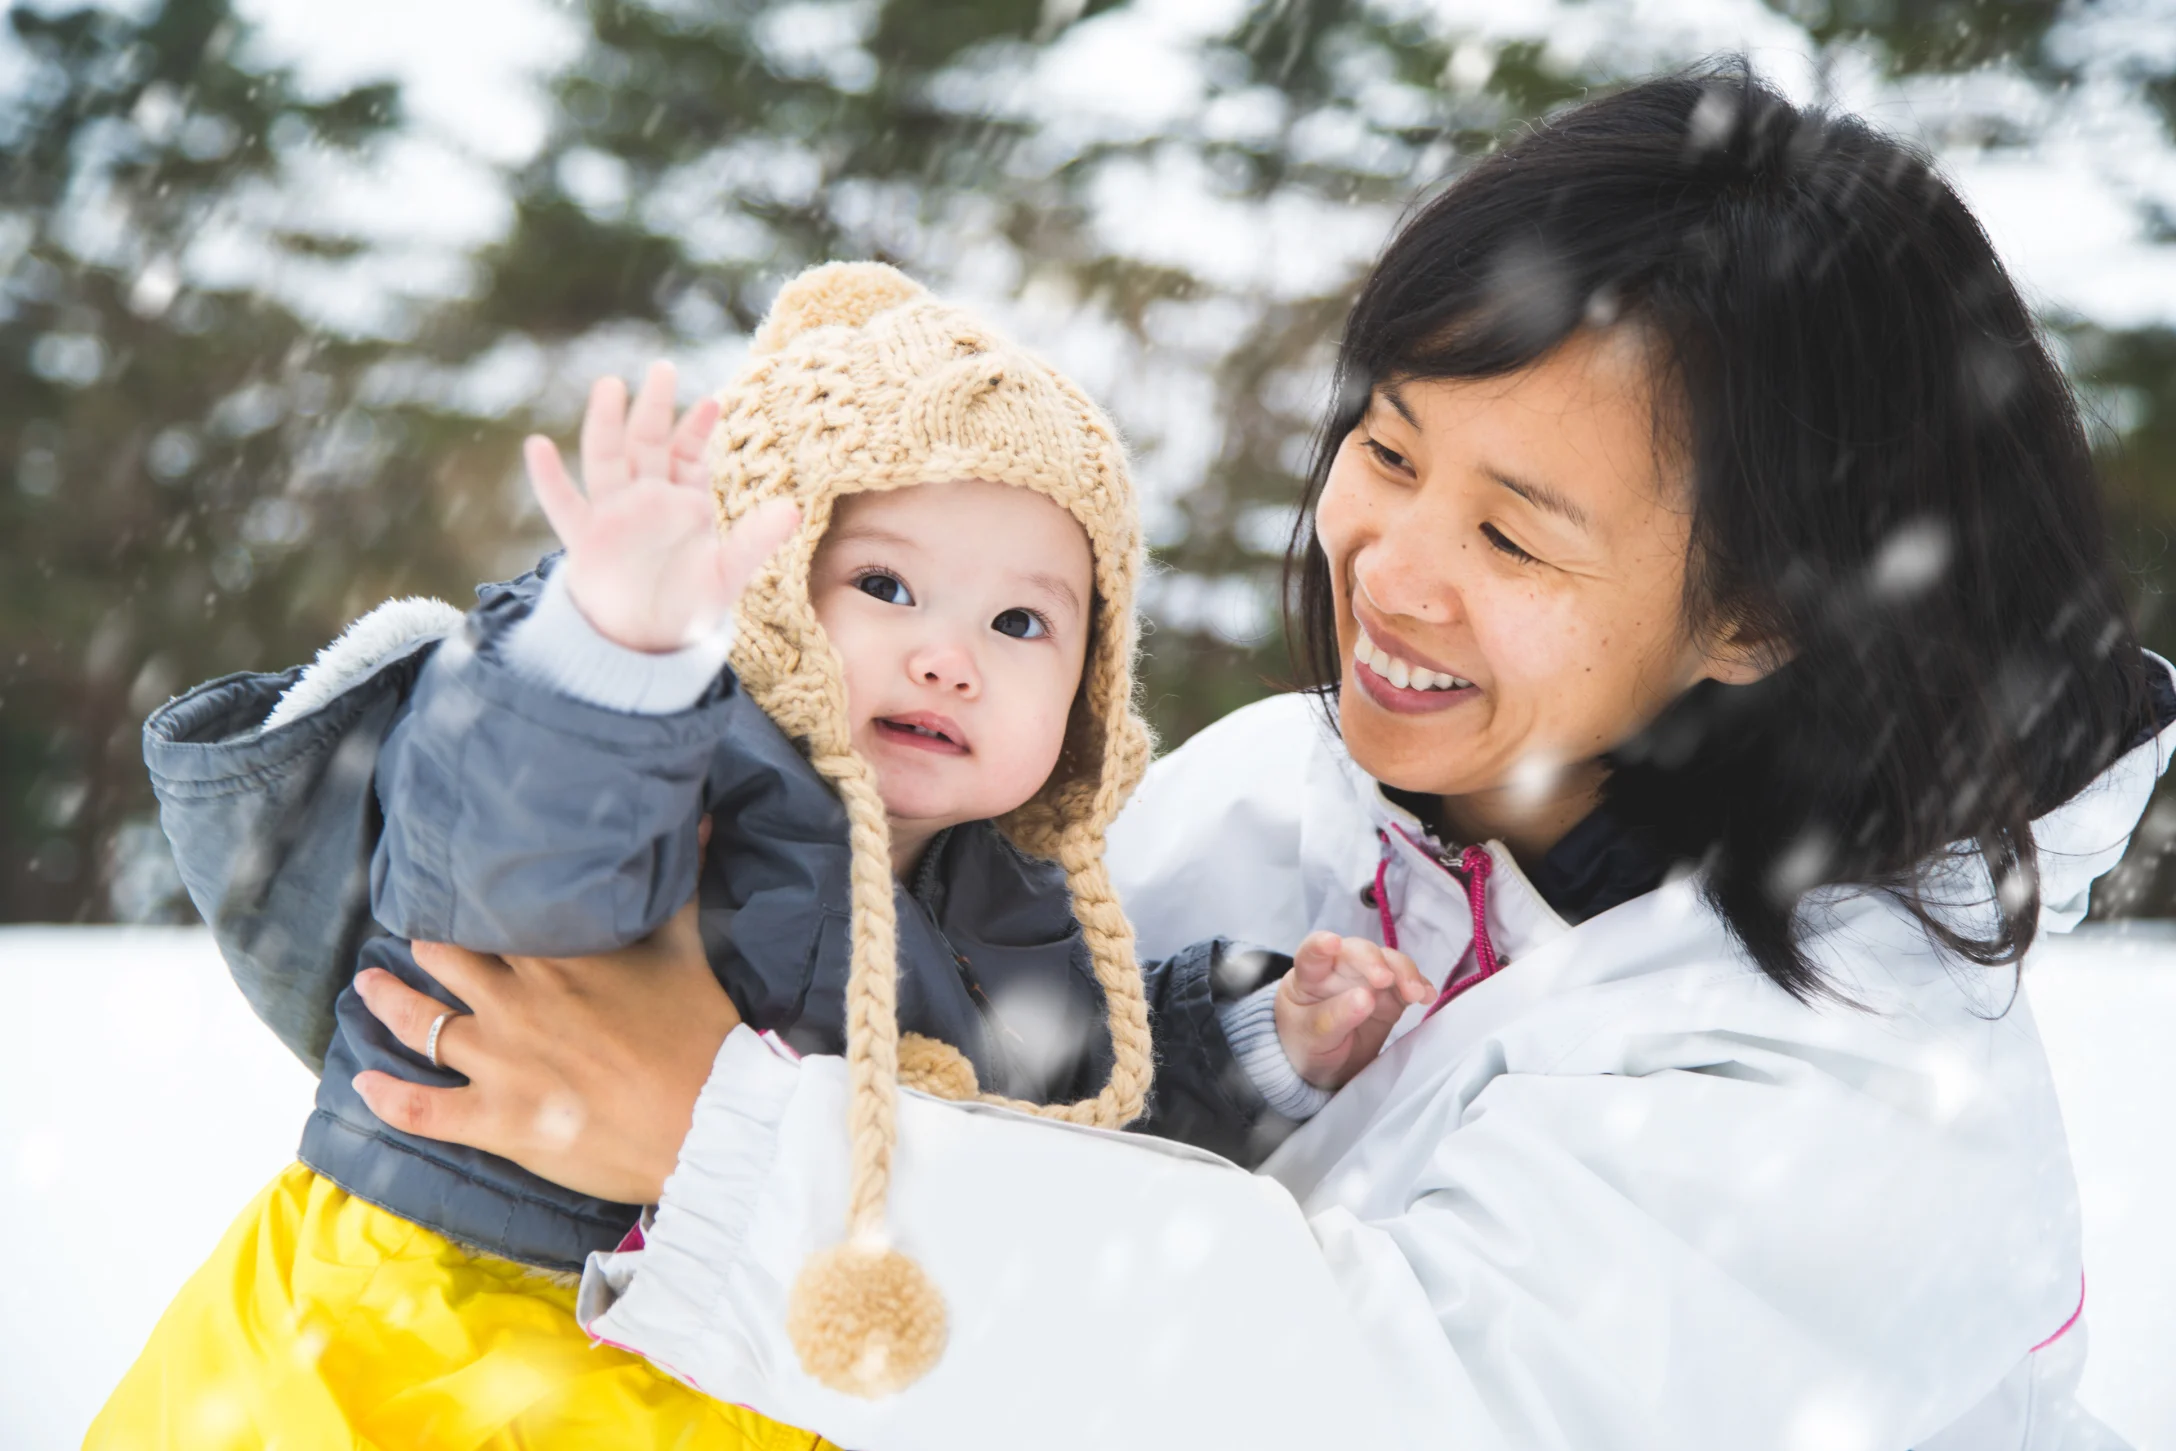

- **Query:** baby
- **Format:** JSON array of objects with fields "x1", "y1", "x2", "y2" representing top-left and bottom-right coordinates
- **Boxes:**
[{"x1": 96, "y1": 265, "x2": 1426, "y2": 1444}]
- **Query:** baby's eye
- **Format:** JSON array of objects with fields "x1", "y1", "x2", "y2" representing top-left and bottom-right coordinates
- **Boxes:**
[
  {"x1": 855, "y1": 571, "x2": 913, "y2": 606},
  {"x1": 992, "y1": 607, "x2": 1048, "y2": 640}
]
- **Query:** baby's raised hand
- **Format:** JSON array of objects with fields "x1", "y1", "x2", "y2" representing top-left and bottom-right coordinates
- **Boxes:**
[
  {"x1": 1275, "y1": 931, "x2": 1433, "y2": 1090},
  {"x1": 524, "y1": 361, "x2": 798, "y2": 653}
]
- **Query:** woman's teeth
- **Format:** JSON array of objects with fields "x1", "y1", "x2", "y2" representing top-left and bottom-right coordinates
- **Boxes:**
[{"x1": 1354, "y1": 626, "x2": 1471, "y2": 692}]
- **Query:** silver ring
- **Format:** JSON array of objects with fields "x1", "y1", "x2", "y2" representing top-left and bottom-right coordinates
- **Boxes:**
[{"x1": 426, "y1": 1010, "x2": 459, "y2": 1070}]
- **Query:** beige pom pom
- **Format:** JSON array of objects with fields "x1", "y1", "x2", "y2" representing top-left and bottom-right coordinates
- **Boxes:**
[
  {"x1": 896, "y1": 1033, "x2": 978, "y2": 1101},
  {"x1": 788, "y1": 1242, "x2": 948, "y2": 1397},
  {"x1": 752, "y1": 261, "x2": 926, "y2": 355}
]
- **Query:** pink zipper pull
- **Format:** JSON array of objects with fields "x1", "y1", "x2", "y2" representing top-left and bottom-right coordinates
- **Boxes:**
[
  {"x1": 1371, "y1": 832, "x2": 1399, "y2": 950},
  {"x1": 1459, "y1": 845, "x2": 1500, "y2": 981},
  {"x1": 1424, "y1": 845, "x2": 1506, "y2": 1020}
]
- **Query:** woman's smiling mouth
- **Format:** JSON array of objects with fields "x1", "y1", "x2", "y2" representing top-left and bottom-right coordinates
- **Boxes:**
[
  {"x1": 1353, "y1": 625, "x2": 1471, "y2": 691},
  {"x1": 1351, "y1": 624, "x2": 1479, "y2": 714}
]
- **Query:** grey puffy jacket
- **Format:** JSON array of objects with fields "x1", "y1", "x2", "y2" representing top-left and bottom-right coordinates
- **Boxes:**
[{"x1": 145, "y1": 565, "x2": 1282, "y2": 1271}]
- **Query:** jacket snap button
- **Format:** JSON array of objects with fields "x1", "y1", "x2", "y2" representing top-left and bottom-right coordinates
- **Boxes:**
[{"x1": 1359, "y1": 883, "x2": 1378, "y2": 908}]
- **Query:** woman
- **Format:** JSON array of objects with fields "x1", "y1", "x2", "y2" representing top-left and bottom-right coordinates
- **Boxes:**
[{"x1": 351, "y1": 71, "x2": 2162, "y2": 1447}]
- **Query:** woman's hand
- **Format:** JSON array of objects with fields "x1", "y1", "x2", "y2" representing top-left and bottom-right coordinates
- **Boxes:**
[{"x1": 350, "y1": 897, "x2": 740, "y2": 1205}]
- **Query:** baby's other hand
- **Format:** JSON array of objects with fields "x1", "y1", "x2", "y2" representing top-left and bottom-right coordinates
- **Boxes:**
[
  {"x1": 524, "y1": 361, "x2": 798, "y2": 653},
  {"x1": 1274, "y1": 932, "x2": 1432, "y2": 1090}
]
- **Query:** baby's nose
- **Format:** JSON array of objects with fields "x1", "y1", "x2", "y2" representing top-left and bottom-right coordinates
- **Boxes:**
[{"x1": 910, "y1": 641, "x2": 978, "y2": 693}]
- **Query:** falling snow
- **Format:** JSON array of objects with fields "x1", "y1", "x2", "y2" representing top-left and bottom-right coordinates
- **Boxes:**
[{"x1": 9, "y1": 0, "x2": 2176, "y2": 1444}]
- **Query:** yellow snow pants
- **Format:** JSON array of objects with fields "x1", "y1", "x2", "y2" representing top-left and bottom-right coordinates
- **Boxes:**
[{"x1": 86, "y1": 1162, "x2": 833, "y2": 1450}]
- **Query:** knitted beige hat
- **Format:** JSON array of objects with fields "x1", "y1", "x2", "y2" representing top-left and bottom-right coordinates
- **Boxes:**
[{"x1": 707, "y1": 262, "x2": 1154, "y2": 1397}]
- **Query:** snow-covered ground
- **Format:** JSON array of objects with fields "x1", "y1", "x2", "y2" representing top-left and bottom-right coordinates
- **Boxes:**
[{"x1": 2, "y1": 922, "x2": 2171, "y2": 1447}]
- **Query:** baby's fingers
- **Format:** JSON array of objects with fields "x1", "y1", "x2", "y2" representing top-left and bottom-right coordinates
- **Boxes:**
[
  {"x1": 1385, "y1": 947, "x2": 1434, "y2": 1005},
  {"x1": 1288, "y1": 931, "x2": 1346, "y2": 995},
  {"x1": 1337, "y1": 937, "x2": 1396, "y2": 992},
  {"x1": 626, "y1": 360, "x2": 679, "y2": 484},
  {"x1": 580, "y1": 375, "x2": 631, "y2": 499},
  {"x1": 523, "y1": 436, "x2": 586, "y2": 548},
  {"x1": 670, "y1": 396, "x2": 721, "y2": 488}
]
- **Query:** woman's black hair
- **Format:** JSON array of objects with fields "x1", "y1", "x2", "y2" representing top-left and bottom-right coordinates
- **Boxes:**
[{"x1": 1288, "y1": 64, "x2": 2155, "y2": 1002}]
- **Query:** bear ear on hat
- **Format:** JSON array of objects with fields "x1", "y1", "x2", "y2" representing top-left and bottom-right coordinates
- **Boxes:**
[{"x1": 752, "y1": 262, "x2": 927, "y2": 356}]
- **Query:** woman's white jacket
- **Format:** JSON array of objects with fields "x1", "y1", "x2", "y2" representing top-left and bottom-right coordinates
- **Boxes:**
[{"x1": 579, "y1": 690, "x2": 2162, "y2": 1450}]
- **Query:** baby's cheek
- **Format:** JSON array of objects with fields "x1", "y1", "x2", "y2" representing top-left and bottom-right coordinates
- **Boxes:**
[
  {"x1": 994, "y1": 691, "x2": 1075, "y2": 806},
  {"x1": 818, "y1": 612, "x2": 877, "y2": 705}
]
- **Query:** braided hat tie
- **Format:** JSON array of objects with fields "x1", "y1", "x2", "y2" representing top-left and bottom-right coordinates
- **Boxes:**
[{"x1": 711, "y1": 262, "x2": 1154, "y2": 1396}]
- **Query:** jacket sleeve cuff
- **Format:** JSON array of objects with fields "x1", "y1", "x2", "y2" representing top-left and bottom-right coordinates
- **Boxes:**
[
  {"x1": 577, "y1": 1026, "x2": 797, "y2": 1355},
  {"x1": 1216, "y1": 981, "x2": 1331, "y2": 1121},
  {"x1": 501, "y1": 570, "x2": 736, "y2": 715}
]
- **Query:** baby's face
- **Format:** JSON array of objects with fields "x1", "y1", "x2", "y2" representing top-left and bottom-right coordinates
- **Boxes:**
[{"x1": 811, "y1": 479, "x2": 1094, "y2": 868}]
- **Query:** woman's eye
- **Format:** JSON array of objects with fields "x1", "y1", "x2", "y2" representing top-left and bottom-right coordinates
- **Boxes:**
[
  {"x1": 1363, "y1": 438, "x2": 1410, "y2": 473},
  {"x1": 1481, "y1": 523, "x2": 1538, "y2": 564},
  {"x1": 992, "y1": 608, "x2": 1048, "y2": 640},
  {"x1": 856, "y1": 571, "x2": 913, "y2": 606}
]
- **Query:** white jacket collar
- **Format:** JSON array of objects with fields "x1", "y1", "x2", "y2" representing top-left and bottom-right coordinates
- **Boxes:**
[{"x1": 1321, "y1": 651, "x2": 2176, "y2": 958}]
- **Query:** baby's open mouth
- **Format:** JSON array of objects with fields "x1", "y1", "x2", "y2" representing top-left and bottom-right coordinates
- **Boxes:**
[{"x1": 875, "y1": 714, "x2": 970, "y2": 754}]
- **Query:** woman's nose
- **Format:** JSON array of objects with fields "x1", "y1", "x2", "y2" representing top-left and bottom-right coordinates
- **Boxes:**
[
  {"x1": 907, "y1": 637, "x2": 979, "y2": 695},
  {"x1": 1354, "y1": 538, "x2": 1461, "y2": 627}
]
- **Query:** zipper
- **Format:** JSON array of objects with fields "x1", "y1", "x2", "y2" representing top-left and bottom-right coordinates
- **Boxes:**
[
  {"x1": 912, "y1": 891, "x2": 1032, "y2": 1062},
  {"x1": 917, "y1": 906, "x2": 1026, "y2": 1053},
  {"x1": 1371, "y1": 849, "x2": 1400, "y2": 949},
  {"x1": 1377, "y1": 827, "x2": 1507, "y2": 1018}
]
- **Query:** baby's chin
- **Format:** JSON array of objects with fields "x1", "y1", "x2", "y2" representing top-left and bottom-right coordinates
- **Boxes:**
[
  {"x1": 874, "y1": 778, "x2": 979, "y2": 822},
  {"x1": 860, "y1": 732, "x2": 1055, "y2": 834},
  {"x1": 878, "y1": 791, "x2": 990, "y2": 834},
  {"x1": 875, "y1": 777, "x2": 1035, "y2": 842}
]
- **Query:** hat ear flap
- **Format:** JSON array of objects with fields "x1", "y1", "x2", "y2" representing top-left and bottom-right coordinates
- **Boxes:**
[{"x1": 753, "y1": 262, "x2": 927, "y2": 355}]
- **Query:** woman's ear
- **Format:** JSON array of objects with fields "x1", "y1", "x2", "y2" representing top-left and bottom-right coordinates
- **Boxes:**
[{"x1": 1699, "y1": 618, "x2": 1790, "y2": 687}]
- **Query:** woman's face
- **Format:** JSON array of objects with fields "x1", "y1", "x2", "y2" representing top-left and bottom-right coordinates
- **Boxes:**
[{"x1": 1317, "y1": 327, "x2": 1758, "y2": 813}]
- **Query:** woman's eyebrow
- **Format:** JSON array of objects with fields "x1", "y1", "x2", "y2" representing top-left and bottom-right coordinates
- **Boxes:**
[
  {"x1": 1488, "y1": 467, "x2": 1592, "y2": 530},
  {"x1": 1378, "y1": 384, "x2": 1421, "y2": 429}
]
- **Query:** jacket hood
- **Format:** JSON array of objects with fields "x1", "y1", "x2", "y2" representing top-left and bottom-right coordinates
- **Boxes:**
[{"x1": 2026, "y1": 652, "x2": 2176, "y2": 932}]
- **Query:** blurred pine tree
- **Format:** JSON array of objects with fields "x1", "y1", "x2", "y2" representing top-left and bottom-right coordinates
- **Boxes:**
[
  {"x1": 0, "y1": 0, "x2": 497, "y2": 921},
  {"x1": 8, "y1": 0, "x2": 2176, "y2": 923}
]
